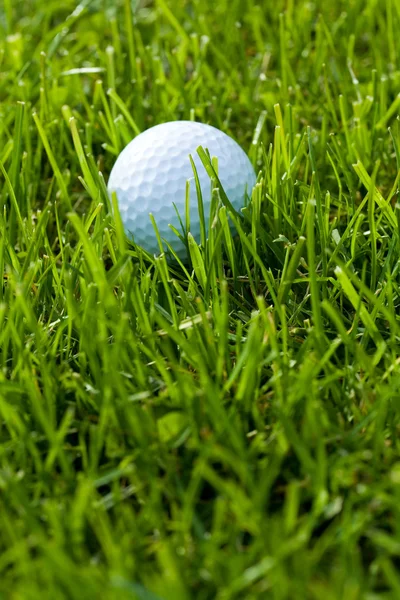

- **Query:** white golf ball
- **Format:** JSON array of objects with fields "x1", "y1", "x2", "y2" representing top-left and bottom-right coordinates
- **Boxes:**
[{"x1": 107, "y1": 121, "x2": 256, "y2": 259}]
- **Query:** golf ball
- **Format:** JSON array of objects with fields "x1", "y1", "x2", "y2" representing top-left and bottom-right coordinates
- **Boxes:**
[{"x1": 107, "y1": 121, "x2": 256, "y2": 259}]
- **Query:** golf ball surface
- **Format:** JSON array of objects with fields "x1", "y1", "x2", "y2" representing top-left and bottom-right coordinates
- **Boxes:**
[{"x1": 108, "y1": 121, "x2": 256, "y2": 259}]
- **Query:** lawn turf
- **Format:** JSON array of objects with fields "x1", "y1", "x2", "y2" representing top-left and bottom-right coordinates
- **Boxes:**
[{"x1": 1, "y1": 0, "x2": 400, "y2": 598}]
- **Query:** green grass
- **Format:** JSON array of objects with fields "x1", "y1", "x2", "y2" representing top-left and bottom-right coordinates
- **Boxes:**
[{"x1": 1, "y1": 0, "x2": 400, "y2": 598}]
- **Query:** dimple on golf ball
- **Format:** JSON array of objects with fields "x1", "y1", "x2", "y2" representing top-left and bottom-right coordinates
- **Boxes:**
[{"x1": 107, "y1": 121, "x2": 256, "y2": 259}]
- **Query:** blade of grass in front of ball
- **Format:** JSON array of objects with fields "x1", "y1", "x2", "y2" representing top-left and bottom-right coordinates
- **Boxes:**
[{"x1": 189, "y1": 154, "x2": 206, "y2": 249}]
